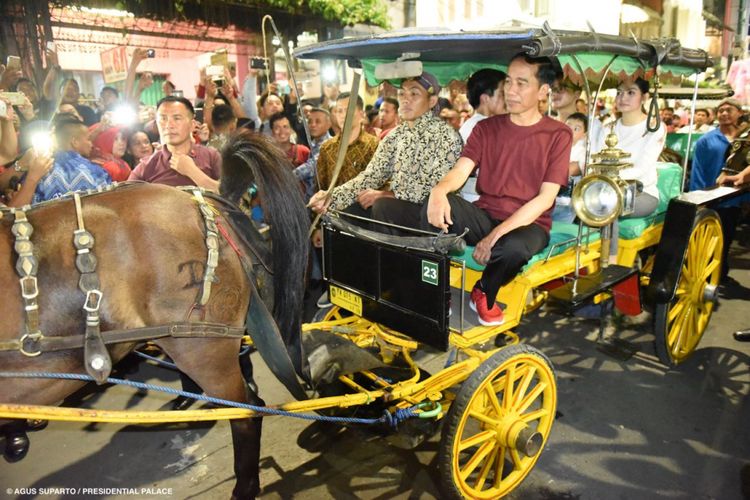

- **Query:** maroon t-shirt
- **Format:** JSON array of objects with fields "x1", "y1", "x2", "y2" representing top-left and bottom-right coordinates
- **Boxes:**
[
  {"x1": 462, "y1": 114, "x2": 572, "y2": 231},
  {"x1": 128, "y1": 143, "x2": 221, "y2": 186}
]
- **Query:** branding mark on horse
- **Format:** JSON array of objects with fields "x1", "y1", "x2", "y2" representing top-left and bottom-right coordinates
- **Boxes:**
[{"x1": 178, "y1": 260, "x2": 205, "y2": 290}]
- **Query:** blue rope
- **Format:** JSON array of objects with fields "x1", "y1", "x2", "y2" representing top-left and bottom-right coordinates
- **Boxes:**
[
  {"x1": 133, "y1": 350, "x2": 177, "y2": 370},
  {"x1": 0, "y1": 371, "x2": 423, "y2": 428}
]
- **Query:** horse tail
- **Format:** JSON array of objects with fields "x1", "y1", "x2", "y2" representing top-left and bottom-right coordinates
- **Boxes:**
[{"x1": 220, "y1": 130, "x2": 309, "y2": 372}]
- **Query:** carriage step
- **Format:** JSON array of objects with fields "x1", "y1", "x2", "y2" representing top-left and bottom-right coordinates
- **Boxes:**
[{"x1": 546, "y1": 265, "x2": 639, "y2": 310}]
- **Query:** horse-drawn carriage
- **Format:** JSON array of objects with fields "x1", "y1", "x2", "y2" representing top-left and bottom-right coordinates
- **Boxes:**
[{"x1": 0, "y1": 27, "x2": 744, "y2": 499}]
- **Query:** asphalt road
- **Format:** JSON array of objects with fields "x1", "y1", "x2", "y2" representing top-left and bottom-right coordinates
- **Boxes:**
[{"x1": 1, "y1": 230, "x2": 749, "y2": 500}]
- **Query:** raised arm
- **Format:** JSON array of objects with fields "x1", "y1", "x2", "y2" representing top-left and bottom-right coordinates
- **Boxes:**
[
  {"x1": 42, "y1": 48, "x2": 61, "y2": 101},
  {"x1": 221, "y1": 75, "x2": 246, "y2": 119},
  {"x1": 0, "y1": 100, "x2": 19, "y2": 165},
  {"x1": 241, "y1": 71, "x2": 261, "y2": 128},
  {"x1": 124, "y1": 48, "x2": 148, "y2": 103},
  {"x1": 6, "y1": 150, "x2": 53, "y2": 207}
]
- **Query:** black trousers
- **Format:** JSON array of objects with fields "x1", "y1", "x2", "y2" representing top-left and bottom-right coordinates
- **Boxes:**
[
  {"x1": 717, "y1": 206, "x2": 741, "y2": 280},
  {"x1": 365, "y1": 196, "x2": 549, "y2": 308},
  {"x1": 340, "y1": 199, "x2": 423, "y2": 233}
]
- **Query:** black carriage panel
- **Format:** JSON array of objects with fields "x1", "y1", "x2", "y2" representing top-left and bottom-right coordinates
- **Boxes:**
[{"x1": 323, "y1": 224, "x2": 451, "y2": 351}]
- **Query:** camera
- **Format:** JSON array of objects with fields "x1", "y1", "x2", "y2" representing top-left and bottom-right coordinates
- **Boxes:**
[
  {"x1": 250, "y1": 57, "x2": 268, "y2": 70},
  {"x1": 146, "y1": 49, "x2": 156, "y2": 58},
  {"x1": 206, "y1": 64, "x2": 225, "y2": 86},
  {"x1": 0, "y1": 92, "x2": 27, "y2": 106}
]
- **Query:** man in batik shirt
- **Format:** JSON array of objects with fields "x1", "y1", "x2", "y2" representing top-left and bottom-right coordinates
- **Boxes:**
[{"x1": 309, "y1": 72, "x2": 462, "y2": 229}]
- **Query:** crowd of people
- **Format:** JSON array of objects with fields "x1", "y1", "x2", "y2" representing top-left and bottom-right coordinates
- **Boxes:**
[{"x1": 0, "y1": 44, "x2": 747, "y2": 326}]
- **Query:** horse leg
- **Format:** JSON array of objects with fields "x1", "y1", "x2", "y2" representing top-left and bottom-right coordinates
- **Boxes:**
[{"x1": 156, "y1": 338, "x2": 263, "y2": 499}]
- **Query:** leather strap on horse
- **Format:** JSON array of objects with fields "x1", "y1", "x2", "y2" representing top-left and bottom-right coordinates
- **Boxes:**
[
  {"x1": 11, "y1": 210, "x2": 43, "y2": 357},
  {"x1": 0, "y1": 322, "x2": 246, "y2": 353},
  {"x1": 190, "y1": 189, "x2": 220, "y2": 314},
  {"x1": 73, "y1": 192, "x2": 112, "y2": 384}
]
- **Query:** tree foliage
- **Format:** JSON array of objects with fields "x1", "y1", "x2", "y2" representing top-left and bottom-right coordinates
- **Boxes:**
[{"x1": 244, "y1": 0, "x2": 389, "y2": 28}]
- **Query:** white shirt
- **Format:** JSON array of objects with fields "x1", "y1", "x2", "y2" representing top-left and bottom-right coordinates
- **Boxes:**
[
  {"x1": 458, "y1": 112, "x2": 488, "y2": 202},
  {"x1": 459, "y1": 112, "x2": 487, "y2": 143},
  {"x1": 594, "y1": 118, "x2": 666, "y2": 200},
  {"x1": 677, "y1": 123, "x2": 713, "y2": 134}
]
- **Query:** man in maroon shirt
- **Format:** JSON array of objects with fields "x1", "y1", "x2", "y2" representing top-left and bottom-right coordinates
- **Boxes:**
[
  {"x1": 128, "y1": 96, "x2": 220, "y2": 191},
  {"x1": 128, "y1": 96, "x2": 221, "y2": 410},
  {"x1": 426, "y1": 54, "x2": 572, "y2": 325}
]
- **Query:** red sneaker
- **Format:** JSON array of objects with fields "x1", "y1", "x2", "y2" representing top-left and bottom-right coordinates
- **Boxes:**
[{"x1": 469, "y1": 287, "x2": 505, "y2": 326}]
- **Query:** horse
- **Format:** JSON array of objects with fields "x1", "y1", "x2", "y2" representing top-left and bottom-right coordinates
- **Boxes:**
[{"x1": 0, "y1": 130, "x2": 310, "y2": 499}]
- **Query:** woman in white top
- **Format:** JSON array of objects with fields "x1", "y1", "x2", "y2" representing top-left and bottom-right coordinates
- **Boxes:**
[
  {"x1": 597, "y1": 76, "x2": 666, "y2": 217},
  {"x1": 595, "y1": 77, "x2": 665, "y2": 260}
]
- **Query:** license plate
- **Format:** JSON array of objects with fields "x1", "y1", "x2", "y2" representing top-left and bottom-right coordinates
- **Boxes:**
[{"x1": 329, "y1": 285, "x2": 362, "y2": 316}]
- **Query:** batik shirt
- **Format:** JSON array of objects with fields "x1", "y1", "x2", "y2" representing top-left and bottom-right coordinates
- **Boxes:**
[
  {"x1": 33, "y1": 150, "x2": 112, "y2": 204},
  {"x1": 329, "y1": 113, "x2": 462, "y2": 210},
  {"x1": 294, "y1": 131, "x2": 331, "y2": 200},
  {"x1": 317, "y1": 131, "x2": 379, "y2": 195}
]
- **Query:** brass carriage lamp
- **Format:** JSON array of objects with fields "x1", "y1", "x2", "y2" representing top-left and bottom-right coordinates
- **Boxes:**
[
  {"x1": 571, "y1": 129, "x2": 639, "y2": 264},
  {"x1": 572, "y1": 130, "x2": 637, "y2": 226}
]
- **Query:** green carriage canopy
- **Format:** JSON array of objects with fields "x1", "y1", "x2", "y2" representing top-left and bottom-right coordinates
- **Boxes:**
[{"x1": 294, "y1": 28, "x2": 712, "y2": 87}]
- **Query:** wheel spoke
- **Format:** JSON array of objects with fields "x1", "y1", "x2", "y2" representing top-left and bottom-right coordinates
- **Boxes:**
[
  {"x1": 681, "y1": 262, "x2": 693, "y2": 283},
  {"x1": 494, "y1": 446, "x2": 506, "y2": 488},
  {"x1": 700, "y1": 259, "x2": 719, "y2": 283},
  {"x1": 671, "y1": 303, "x2": 692, "y2": 357},
  {"x1": 502, "y1": 363, "x2": 516, "y2": 409},
  {"x1": 460, "y1": 440, "x2": 496, "y2": 481},
  {"x1": 521, "y1": 407, "x2": 550, "y2": 423},
  {"x1": 667, "y1": 296, "x2": 686, "y2": 323},
  {"x1": 704, "y1": 235, "x2": 719, "y2": 262},
  {"x1": 459, "y1": 429, "x2": 497, "y2": 452},
  {"x1": 513, "y1": 365, "x2": 537, "y2": 408},
  {"x1": 516, "y1": 382, "x2": 546, "y2": 415},
  {"x1": 510, "y1": 448, "x2": 523, "y2": 470},
  {"x1": 468, "y1": 409, "x2": 501, "y2": 427},
  {"x1": 485, "y1": 383, "x2": 503, "y2": 417},
  {"x1": 474, "y1": 447, "x2": 499, "y2": 490}
]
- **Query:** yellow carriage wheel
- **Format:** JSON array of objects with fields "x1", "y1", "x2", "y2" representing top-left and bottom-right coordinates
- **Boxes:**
[
  {"x1": 438, "y1": 344, "x2": 557, "y2": 499},
  {"x1": 311, "y1": 305, "x2": 347, "y2": 322},
  {"x1": 654, "y1": 209, "x2": 723, "y2": 367}
]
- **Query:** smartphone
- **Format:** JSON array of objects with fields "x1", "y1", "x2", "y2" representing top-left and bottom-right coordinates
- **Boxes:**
[
  {"x1": 250, "y1": 57, "x2": 268, "y2": 70},
  {"x1": 6, "y1": 56, "x2": 21, "y2": 71},
  {"x1": 0, "y1": 92, "x2": 26, "y2": 106},
  {"x1": 146, "y1": 49, "x2": 156, "y2": 58}
]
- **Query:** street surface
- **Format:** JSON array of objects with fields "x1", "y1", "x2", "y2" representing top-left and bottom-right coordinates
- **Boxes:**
[{"x1": 1, "y1": 229, "x2": 749, "y2": 500}]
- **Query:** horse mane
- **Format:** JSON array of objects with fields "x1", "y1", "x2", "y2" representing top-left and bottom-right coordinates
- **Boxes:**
[{"x1": 219, "y1": 130, "x2": 309, "y2": 372}]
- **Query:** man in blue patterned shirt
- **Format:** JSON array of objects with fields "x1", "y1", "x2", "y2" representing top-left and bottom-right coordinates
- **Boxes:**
[{"x1": 32, "y1": 118, "x2": 111, "y2": 204}]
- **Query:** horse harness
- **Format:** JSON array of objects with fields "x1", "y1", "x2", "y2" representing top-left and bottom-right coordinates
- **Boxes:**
[{"x1": 0, "y1": 184, "x2": 248, "y2": 384}]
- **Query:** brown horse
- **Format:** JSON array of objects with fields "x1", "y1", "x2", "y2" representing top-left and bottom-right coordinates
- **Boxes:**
[{"x1": 0, "y1": 131, "x2": 309, "y2": 499}]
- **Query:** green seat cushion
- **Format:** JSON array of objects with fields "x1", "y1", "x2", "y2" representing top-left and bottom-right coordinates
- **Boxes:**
[
  {"x1": 452, "y1": 221, "x2": 601, "y2": 272},
  {"x1": 618, "y1": 162, "x2": 682, "y2": 240}
]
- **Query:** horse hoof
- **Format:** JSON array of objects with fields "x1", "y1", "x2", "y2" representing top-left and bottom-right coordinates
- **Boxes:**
[
  {"x1": 26, "y1": 419, "x2": 48, "y2": 432},
  {"x1": 4, "y1": 432, "x2": 29, "y2": 463},
  {"x1": 170, "y1": 396, "x2": 195, "y2": 411}
]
